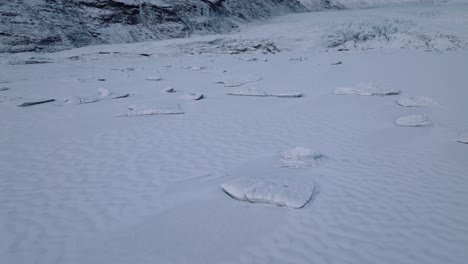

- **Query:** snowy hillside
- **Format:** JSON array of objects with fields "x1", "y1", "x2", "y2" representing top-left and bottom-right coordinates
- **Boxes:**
[{"x1": 2, "y1": 1, "x2": 468, "y2": 264}]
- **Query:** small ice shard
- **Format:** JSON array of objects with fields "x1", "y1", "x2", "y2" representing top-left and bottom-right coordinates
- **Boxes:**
[
  {"x1": 396, "y1": 96, "x2": 437, "y2": 107},
  {"x1": 457, "y1": 132, "x2": 468, "y2": 144},
  {"x1": 227, "y1": 88, "x2": 302, "y2": 98},
  {"x1": 181, "y1": 93, "x2": 204, "y2": 100},
  {"x1": 163, "y1": 86, "x2": 176, "y2": 93},
  {"x1": 334, "y1": 83, "x2": 400, "y2": 96},
  {"x1": 280, "y1": 147, "x2": 324, "y2": 168},
  {"x1": 221, "y1": 178, "x2": 314, "y2": 209},
  {"x1": 116, "y1": 105, "x2": 184, "y2": 117},
  {"x1": 17, "y1": 99, "x2": 55, "y2": 107},
  {"x1": 145, "y1": 76, "x2": 163, "y2": 81},
  {"x1": 395, "y1": 114, "x2": 433, "y2": 127}
]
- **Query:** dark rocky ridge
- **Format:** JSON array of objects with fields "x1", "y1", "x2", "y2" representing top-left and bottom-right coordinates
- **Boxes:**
[{"x1": 0, "y1": 0, "x2": 308, "y2": 53}]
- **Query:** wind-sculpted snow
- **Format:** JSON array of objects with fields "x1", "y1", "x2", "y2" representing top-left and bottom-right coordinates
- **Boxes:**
[{"x1": 0, "y1": 0, "x2": 305, "y2": 53}]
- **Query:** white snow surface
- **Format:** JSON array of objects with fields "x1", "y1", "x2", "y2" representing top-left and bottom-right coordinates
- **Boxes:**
[{"x1": 2, "y1": 2, "x2": 468, "y2": 264}]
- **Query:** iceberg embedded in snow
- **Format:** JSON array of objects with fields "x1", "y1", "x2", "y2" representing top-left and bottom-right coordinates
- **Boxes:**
[
  {"x1": 280, "y1": 147, "x2": 324, "y2": 168},
  {"x1": 396, "y1": 96, "x2": 437, "y2": 107},
  {"x1": 457, "y1": 132, "x2": 468, "y2": 144},
  {"x1": 221, "y1": 178, "x2": 314, "y2": 209},
  {"x1": 334, "y1": 83, "x2": 400, "y2": 96},
  {"x1": 227, "y1": 88, "x2": 302, "y2": 98},
  {"x1": 395, "y1": 114, "x2": 432, "y2": 127},
  {"x1": 115, "y1": 105, "x2": 184, "y2": 117}
]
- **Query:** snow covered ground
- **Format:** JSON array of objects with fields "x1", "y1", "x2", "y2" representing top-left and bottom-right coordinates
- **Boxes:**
[{"x1": 1, "y1": 1, "x2": 468, "y2": 264}]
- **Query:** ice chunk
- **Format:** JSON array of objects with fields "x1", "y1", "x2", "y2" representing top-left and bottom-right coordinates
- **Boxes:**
[
  {"x1": 334, "y1": 83, "x2": 400, "y2": 96},
  {"x1": 181, "y1": 93, "x2": 204, "y2": 100},
  {"x1": 221, "y1": 178, "x2": 314, "y2": 209},
  {"x1": 163, "y1": 87, "x2": 176, "y2": 93},
  {"x1": 395, "y1": 114, "x2": 432, "y2": 127},
  {"x1": 227, "y1": 88, "x2": 302, "y2": 98},
  {"x1": 145, "y1": 76, "x2": 163, "y2": 81},
  {"x1": 115, "y1": 105, "x2": 184, "y2": 117},
  {"x1": 396, "y1": 96, "x2": 437, "y2": 107},
  {"x1": 215, "y1": 77, "x2": 263, "y2": 87},
  {"x1": 280, "y1": 147, "x2": 324, "y2": 168},
  {"x1": 457, "y1": 132, "x2": 468, "y2": 144}
]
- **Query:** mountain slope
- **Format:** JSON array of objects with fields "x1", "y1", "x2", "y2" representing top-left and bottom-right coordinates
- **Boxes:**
[{"x1": 0, "y1": 0, "x2": 306, "y2": 53}]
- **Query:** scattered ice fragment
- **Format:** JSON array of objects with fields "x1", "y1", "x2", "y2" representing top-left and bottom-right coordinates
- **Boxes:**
[
  {"x1": 395, "y1": 114, "x2": 433, "y2": 127},
  {"x1": 396, "y1": 96, "x2": 437, "y2": 107},
  {"x1": 116, "y1": 105, "x2": 184, "y2": 117},
  {"x1": 145, "y1": 76, "x2": 163, "y2": 81},
  {"x1": 163, "y1": 87, "x2": 176, "y2": 93},
  {"x1": 221, "y1": 178, "x2": 314, "y2": 209},
  {"x1": 334, "y1": 83, "x2": 400, "y2": 96},
  {"x1": 181, "y1": 93, "x2": 204, "y2": 100},
  {"x1": 17, "y1": 99, "x2": 55, "y2": 107},
  {"x1": 280, "y1": 147, "x2": 324, "y2": 168},
  {"x1": 457, "y1": 132, "x2": 468, "y2": 144},
  {"x1": 227, "y1": 88, "x2": 302, "y2": 98}
]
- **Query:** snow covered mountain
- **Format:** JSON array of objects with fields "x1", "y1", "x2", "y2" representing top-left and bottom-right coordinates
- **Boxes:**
[
  {"x1": 0, "y1": 0, "x2": 307, "y2": 53},
  {"x1": 1, "y1": 0, "x2": 446, "y2": 53}
]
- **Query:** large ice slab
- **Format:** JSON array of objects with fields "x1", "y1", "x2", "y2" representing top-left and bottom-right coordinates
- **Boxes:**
[
  {"x1": 334, "y1": 83, "x2": 400, "y2": 96},
  {"x1": 396, "y1": 96, "x2": 437, "y2": 107},
  {"x1": 221, "y1": 178, "x2": 314, "y2": 209},
  {"x1": 115, "y1": 105, "x2": 184, "y2": 117},
  {"x1": 395, "y1": 114, "x2": 433, "y2": 127},
  {"x1": 227, "y1": 88, "x2": 302, "y2": 98}
]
